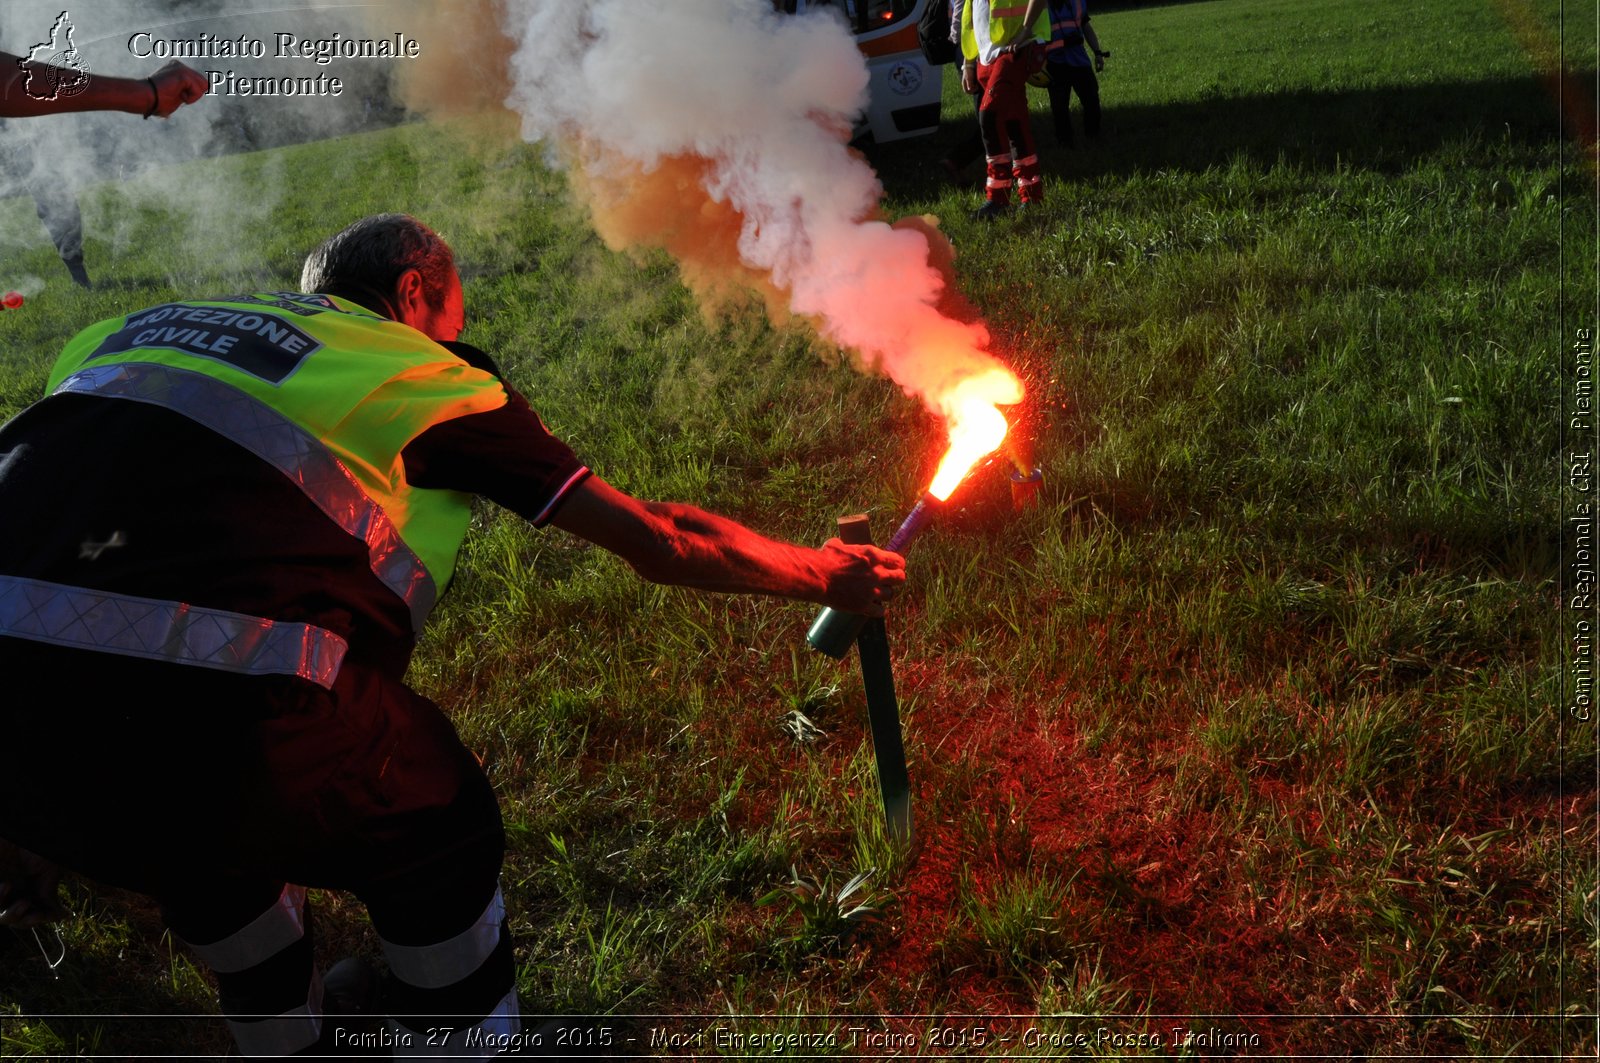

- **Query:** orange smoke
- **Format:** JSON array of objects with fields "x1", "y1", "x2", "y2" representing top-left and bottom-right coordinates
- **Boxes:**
[
  {"x1": 377, "y1": 0, "x2": 518, "y2": 120},
  {"x1": 569, "y1": 152, "x2": 986, "y2": 333},
  {"x1": 569, "y1": 149, "x2": 796, "y2": 323},
  {"x1": 374, "y1": 0, "x2": 1026, "y2": 497}
]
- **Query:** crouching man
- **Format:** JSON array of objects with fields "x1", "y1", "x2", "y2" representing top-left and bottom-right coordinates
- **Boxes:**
[{"x1": 0, "y1": 214, "x2": 904, "y2": 1057}]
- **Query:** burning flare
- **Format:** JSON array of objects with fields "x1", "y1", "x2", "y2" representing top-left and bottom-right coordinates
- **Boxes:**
[{"x1": 927, "y1": 368, "x2": 1022, "y2": 501}]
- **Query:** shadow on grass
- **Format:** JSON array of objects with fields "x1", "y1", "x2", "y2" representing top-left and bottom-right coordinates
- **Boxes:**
[
  {"x1": 871, "y1": 73, "x2": 1577, "y2": 191},
  {"x1": 0, "y1": 928, "x2": 224, "y2": 1057}
]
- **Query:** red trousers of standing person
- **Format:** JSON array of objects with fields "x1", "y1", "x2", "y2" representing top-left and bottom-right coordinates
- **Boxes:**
[{"x1": 975, "y1": 43, "x2": 1045, "y2": 207}]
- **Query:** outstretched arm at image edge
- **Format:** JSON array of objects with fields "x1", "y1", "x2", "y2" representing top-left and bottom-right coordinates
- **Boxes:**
[
  {"x1": 0, "y1": 53, "x2": 208, "y2": 118},
  {"x1": 549, "y1": 475, "x2": 906, "y2": 617}
]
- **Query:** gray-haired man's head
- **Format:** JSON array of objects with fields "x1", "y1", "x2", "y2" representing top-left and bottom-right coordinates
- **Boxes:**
[{"x1": 301, "y1": 213, "x2": 463, "y2": 341}]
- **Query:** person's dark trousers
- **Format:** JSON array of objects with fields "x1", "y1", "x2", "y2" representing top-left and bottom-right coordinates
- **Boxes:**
[
  {"x1": 4, "y1": 168, "x2": 88, "y2": 286},
  {"x1": 0, "y1": 642, "x2": 520, "y2": 1058},
  {"x1": 0, "y1": 119, "x2": 88, "y2": 286},
  {"x1": 1045, "y1": 62, "x2": 1101, "y2": 148}
]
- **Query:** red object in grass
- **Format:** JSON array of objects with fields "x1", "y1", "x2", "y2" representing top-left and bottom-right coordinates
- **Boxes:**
[{"x1": 2, "y1": 292, "x2": 23, "y2": 310}]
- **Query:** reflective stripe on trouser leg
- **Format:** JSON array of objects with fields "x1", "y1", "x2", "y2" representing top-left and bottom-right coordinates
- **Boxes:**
[
  {"x1": 382, "y1": 886, "x2": 505, "y2": 989},
  {"x1": 184, "y1": 885, "x2": 307, "y2": 974},
  {"x1": 180, "y1": 885, "x2": 323, "y2": 1058},
  {"x1": 1014, "y1": 153, "x2": 1044, "y2": 203},
  {"x1": 984, "y1": 155, "x2": 1014, "y2": 203},
  {"x1": 226, "y1": 969, "x2": 324, "y2": 1059},
  {"x1": 382, "y1": 886, "x2": 520, "y2": 1057}
]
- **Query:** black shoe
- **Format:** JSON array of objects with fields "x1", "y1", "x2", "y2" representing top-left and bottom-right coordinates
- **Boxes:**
[
  {"x1": 971, "y1": 200, "x2": 1011, "y2": 222},
  {"x1": 315, "y1": 957, "x2": 383, "y2": 1056},
  {"x1": 62, "y1": 257, "x2": 90, "y2": 289},
  {"x1": 323, "y1": 956, "x2": 380, "y2": 1018}
]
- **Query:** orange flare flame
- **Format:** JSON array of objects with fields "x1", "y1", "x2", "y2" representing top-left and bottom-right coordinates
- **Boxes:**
[{"x1": 927, "y1": 367, "x2": 1025, "y2": 501}]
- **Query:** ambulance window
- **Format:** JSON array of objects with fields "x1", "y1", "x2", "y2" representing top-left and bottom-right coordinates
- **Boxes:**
[
  {"x1": 775, "y1": 0, "x2": 917, "y2": 33},
  {"x1": 860, "y1": 0, "x2": 919, "y2": 31}
]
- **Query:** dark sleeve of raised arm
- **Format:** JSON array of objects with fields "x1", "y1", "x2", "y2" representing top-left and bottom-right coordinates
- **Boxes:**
[{"x1": 401, "y1": 342, "x2": 591, "y2": 526}]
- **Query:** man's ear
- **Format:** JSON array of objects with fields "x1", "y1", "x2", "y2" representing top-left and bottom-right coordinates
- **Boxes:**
[{"x1": 392, "y1": 267, "x2": 427, "y2": 328}]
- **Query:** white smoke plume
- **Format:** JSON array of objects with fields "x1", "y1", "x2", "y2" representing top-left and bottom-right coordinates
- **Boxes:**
[
  {"x1": 1, "y1": 0, "x2": 1025, "y2": 438},
  {"x1": 500, "y1": 0, "x2": 1023, "y2": 425}
]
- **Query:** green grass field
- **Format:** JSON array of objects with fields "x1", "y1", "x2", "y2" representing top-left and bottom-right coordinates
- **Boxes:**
[{"x1": 1, "y1": 0, "x2": 1596, "y2": 1057}]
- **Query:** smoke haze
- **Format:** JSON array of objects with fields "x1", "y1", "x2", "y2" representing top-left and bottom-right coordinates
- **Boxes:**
[
  {"x1": 3, "y1": 0, "x2": 1022, "y2": 434},
  {"x1": 495, "y1": 0, "x2": 1022, "y2": 423}
]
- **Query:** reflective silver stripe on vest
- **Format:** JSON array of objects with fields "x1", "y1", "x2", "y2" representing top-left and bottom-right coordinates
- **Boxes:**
[
  {"x1": 380, "y1": 886, "x2": 505, "y2": 991},
  {"x1": 54, "y1": 362, "x2": 437, "y2": 633},
  {"x1": 0, "y1": 576, "x2": 347, "y2": 689}
]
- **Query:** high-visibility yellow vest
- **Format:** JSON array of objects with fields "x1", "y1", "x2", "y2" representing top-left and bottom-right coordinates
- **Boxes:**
[
  {"x1": 960, "y1": 0, "x2": 1050, "y2": 63},
  {"x1": 48, "y1": 292, "x2": 508, "y2": 632}
]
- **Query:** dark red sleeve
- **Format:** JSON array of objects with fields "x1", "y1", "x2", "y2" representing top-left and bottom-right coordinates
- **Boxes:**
[{"x1": 401, "y1": 342, "x2": 591, "y2": 526}]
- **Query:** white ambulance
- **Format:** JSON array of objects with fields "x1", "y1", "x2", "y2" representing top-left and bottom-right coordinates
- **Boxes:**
[{"x1": 782, "y1": 0, "x2": 945, "y2": 143}]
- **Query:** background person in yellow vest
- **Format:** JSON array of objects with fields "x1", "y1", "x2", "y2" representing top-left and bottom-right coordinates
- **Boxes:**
[
  {"x1": 0, "y1": 214, "x2": 905, "y2": 1058},
  {"x1": 959, "y1": 0, "x2": 1050, "y2": 220},
  {"x1": 2, "y1": 41, "x2": 209, "y2": 288}
]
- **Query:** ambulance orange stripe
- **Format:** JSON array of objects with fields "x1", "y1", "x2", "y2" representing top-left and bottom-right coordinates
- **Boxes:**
[{"x1": 857, "y1": 23, "x2": 920, "y2": 58}]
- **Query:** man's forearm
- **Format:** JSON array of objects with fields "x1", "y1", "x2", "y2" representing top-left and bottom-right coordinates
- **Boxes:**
[
  {"x1": 1018, "y1": 0, "x2": 1049, "y2": 43},
  {"x1": 632, "y1": 500, "x2": 829, "y2": 601},
  {"x1": 0, "y1": 52, "x2": 154, "y2": 118},
  {"x1": 1, "y1": 54, "x2": 208, "y2": 119},
  {"x1": 547, "y1": 475, "x2": 903, "y2": 615}
]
